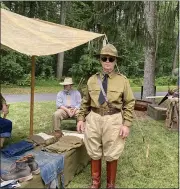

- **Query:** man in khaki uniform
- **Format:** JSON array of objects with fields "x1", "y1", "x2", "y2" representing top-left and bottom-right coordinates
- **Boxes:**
[{"x1": 77, "y1": 44, "x2": 135, "y2": 188}]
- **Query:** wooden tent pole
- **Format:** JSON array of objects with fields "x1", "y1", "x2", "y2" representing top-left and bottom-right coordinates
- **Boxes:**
[{"x1": 30, "y1": 56, "x2": 35, "y2": 137}]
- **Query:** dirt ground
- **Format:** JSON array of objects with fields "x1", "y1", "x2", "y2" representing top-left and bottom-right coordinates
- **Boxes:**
[
  {"x1": 133, "y1": 98, "x2": 170, "y2": 120},
  {"x1": 133, "y1": 110, "x2": 149, "y2": 120},
  {"x1": 133, "y1": 102, "x2": 179, "y2": 132}
]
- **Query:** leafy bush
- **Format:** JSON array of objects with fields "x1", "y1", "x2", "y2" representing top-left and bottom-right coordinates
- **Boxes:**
[
  {"x1": 69, "y1": 54, "x2": 101, "y2": 84},
  {"x1": 129, "y1": 76, "x2": 177, "y2": 87},
  {"x1": 36, "y1": 56, "x2": 56, "y2": 78},
  {"x1": 35, "y1": 77, "x2": 59, "y2": 86},
  {"x1": 155, "y1": 76, "x2": 177, "y2": 86},
  {"x1": 129, "y1": 78, "x2": 143, "y2": 86},
  {"x1": 17, "y1": 74, "x2": 31, "y2": 86},
  {"x1": 1, "y1": 52, "x2": 24, "y2": 83}
]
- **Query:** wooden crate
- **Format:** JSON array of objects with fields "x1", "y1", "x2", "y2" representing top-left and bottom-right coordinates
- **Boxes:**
[
  {"x1": 147, "y1": 104, "x2": 167, "y2": 120},
  {"x1": 134, "y1": 100, "x2": 152, "y2": 111}
]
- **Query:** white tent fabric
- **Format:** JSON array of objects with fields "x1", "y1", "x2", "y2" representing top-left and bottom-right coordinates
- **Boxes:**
[{"x1": 1, "y1": 8, "x2": 104, "y2": 56}]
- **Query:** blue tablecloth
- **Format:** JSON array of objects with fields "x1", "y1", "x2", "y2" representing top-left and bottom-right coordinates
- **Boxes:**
[
  {"x1": 1, "y1": 140, "x2": 34, "y2": 157},
  {"x1": 0, "y1": 117, "x2": 12, "y2": 138},
  {"x1": 0, "y1": 149, "x2": 64, "y2": 187}
]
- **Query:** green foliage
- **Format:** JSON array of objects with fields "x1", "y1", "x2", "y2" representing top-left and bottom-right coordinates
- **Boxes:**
[
  {"x1": 2, "y1": 1, "x2": 179, "y2": 84},
  {"x1": 130, "y1": 76, "x2": 177, "y2": 87},
  {"x1": 69, "y1": 53, "x2": 101, "y2": 83},
  {"x1": 35, "y1": 78, "x2": 59, "y2": 87},
  {"x1": 35, "y1": 56, "x2": 56, "y2": 79},
  {"x1": 1, "y1": 49, "x2": 56, "y2": 84},
  {"x1": 129, "y1": 78, "x2": 143, "y2": 87},
  {"x1": 1, "y1": 2, "x2": 9, "y2": 10},
  {"x1": 66, "y1": 1, "x2": 94, "y2": 30},
  {"x1": 63, "y1": 45, "x2": 86, "y2": 78},
  {"x1": 114, "y1": 32, "x2": 144, "y2": 77},
  {"x1": 0, "y1": 51, "x2": 24, "y2": 84},
  {"x1": 16, "y1": 74, "x2": 31, "y2": 86},
  {"x1": 155, "y1": 76, "x2": 177, "y2": 86}
]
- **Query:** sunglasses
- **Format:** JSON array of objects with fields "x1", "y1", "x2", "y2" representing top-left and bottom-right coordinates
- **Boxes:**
[{"x1": 101, "y1": 56, "x2": 116, "y2": 63}]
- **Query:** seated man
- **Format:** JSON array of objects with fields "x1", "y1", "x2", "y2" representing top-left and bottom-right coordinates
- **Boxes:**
[
  {"x1": 52, "y1": 77, "x2": 81, "y2": 138},
  {"x1": 0, "y1": 93, "x2": 12, "y2": 148}
]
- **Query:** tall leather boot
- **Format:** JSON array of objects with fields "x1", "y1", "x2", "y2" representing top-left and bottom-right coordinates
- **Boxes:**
[
  {"x1": 90, "y1": 159, "x2": 101, "y2": 188},
  {"x1": 106, "y1": 160, "x2": 118, "y2": 189}
]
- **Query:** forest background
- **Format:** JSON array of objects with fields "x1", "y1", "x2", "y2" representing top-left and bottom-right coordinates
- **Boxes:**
[{"x1": 1, "y1": 1, "x2": 179, "y2": 91}]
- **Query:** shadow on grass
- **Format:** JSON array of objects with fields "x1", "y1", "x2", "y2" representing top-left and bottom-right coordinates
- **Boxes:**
[
  {"x1": 61, "y1": 120, "x2": 77, "y2": 131},
  {"x1": 4, "y1": 120, "x2": 77, "y2": 146},
  {"x1": 2, "y1": 101, "x2": 178, "y2": 188}
]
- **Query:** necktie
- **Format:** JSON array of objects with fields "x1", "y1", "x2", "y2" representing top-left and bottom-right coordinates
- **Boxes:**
[
  {"x1": 98, "y1": 74, "x2": 108, "y2": 104},
  {"x1": 66, "y1": 94, "x2": 71, "y2": 107},
  {"x1": 64, "y1": 91, "x2": 71, "y2": 107},
  {"x1": 66, "y1": 95, "x2": 71, "y2": 106}
]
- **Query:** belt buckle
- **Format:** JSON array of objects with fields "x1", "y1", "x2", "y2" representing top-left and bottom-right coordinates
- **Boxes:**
[
  {"x1": 100, "y1": 108, "x2": 106, "y2": 116},
  {"x1": 104, "y1": 109, "x2": 110, "y2": 116},
  {"x1": 99, "y1": 108, "x2": 103, "y2": 116},
  {"x1": 102, "y1": 109, "x2": 105, "y2": 116},
  {"x1": 108, "y1": 109, "x2": 112, "y2": 115}
]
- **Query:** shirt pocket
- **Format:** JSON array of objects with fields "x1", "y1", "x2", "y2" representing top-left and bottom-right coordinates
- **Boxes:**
[
  {"x1": 108, "y1": 87, "x2": 124, "y2": 102},
  {"x1": 88, "y1": 84, "x2": 100, "y2": 101}
]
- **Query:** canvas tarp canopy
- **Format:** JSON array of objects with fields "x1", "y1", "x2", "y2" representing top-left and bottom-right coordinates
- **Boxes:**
[
  {"x1": 1, "y1": 8, "x2": 104, "y2": 136},
  {"x1": 1, "y1": 8, "x2": 104, "y2": 56}
]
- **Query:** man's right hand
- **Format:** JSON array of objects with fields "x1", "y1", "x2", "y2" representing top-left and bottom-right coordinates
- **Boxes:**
[
  {"x1": 67, "y1": 109, "x2": 74, "y2": 117},
  {"x1": 77, "y1": 121, "x2": 85, "y2": 133}
]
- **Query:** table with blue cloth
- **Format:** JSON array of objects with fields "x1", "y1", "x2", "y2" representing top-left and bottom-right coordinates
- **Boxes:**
[
  {"x1": 1, "y1": 139, "x2": 90, "y2": 188},
  {"x1": 1, "y1": 147, "x2": 64, "y2": 188},
  {"x1": 19, "y1": 144, "x2": 90, "y2": 188}
]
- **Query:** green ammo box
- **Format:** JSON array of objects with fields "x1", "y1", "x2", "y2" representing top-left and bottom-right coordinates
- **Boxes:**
[{"x1": 147, "y1": 104, "x2": 167, "y2": 120}]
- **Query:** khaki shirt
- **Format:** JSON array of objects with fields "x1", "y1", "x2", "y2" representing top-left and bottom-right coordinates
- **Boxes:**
[{"x1": 77, "y1": 72, "x2": 135, "y2": 126}]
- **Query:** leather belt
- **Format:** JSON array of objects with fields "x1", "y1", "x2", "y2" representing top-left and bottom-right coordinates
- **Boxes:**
[{"x1": 91, "y1": 107, "x2": 120, "y2": 116}]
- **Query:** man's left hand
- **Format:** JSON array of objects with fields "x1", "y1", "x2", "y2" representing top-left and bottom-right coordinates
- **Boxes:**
[
  {"x1": 69, "y1": 108, "x2": 77, "y2": 117},
  {"x1": 119, "y1": 125, "x2": 130, "y2": 139}
]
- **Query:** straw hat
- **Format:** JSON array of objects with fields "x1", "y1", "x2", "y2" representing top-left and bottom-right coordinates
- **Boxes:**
[
  {"x1": 59, "y1": 77, "x2": 73, "y2": 85},
  {"x1": 94, "y1": 44, "x2": 120, "y2": 58}
]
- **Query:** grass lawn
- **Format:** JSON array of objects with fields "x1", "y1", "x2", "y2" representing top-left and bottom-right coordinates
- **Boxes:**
[
  {"x1": 1, "y1": 82, "x2": 176, "y2": 94},
  {"x1": 3, "y1": 101, "x2": 178, "y2": 188},
  {"x1": 132, "y1": 85, "x2": 177, "y2": 92}
]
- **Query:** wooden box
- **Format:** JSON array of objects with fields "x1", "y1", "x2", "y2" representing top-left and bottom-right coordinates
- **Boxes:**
[
  {"x1": 147, "y1": 104, "x2": 167, "y2": 120},
  {"x1": 134, "y1": 100, "x2": 152, "y2": 111}
]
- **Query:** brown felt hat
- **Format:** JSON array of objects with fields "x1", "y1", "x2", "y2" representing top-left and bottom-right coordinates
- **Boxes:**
[{"x1": 94, "y1": 44, "x2": 120, "y2": 58}]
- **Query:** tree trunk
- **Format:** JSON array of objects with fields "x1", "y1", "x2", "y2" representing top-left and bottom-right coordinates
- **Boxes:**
[
  {"x1": 23, "y1": 1, "x2": 26, "y2": 15},
  {"x1": 172, "y1": 33, "x2": 179, "y2": 75},
  {"x1": 15, "y1": 2, "x2": 19, "y2": 13},
  {"x1": 143, "y1": 2, "x2": 156, "y2": 103},
  {"x1": 29, "y1": 1, "x2": 36, "y2": 18},
  {"x1": 8, "y1": 2, "x2": 12, "y2": 10},
  {"x1": 57, "y1": 1, "x2": 67, "y2": 80}
]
